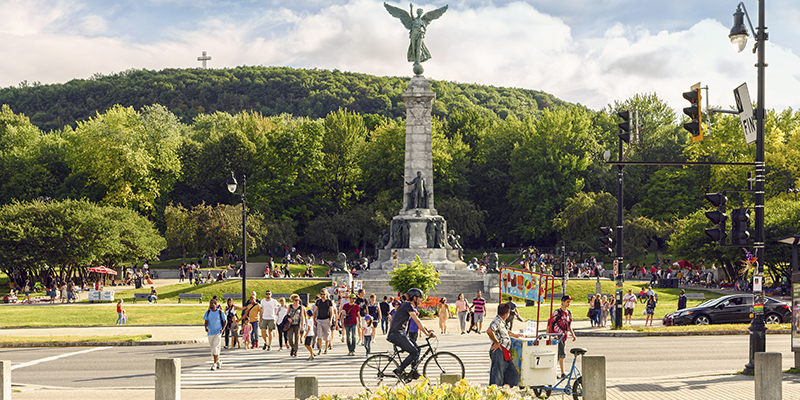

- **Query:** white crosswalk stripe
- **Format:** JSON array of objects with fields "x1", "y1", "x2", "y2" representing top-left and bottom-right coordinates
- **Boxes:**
[{"x1": 182, "y1": 335, "x2": 492, "y2": 387}]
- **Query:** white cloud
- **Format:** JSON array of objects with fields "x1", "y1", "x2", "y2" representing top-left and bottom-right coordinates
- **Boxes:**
[{"x1": 0, "y1": 0, "x2": 797, "y2": 117}]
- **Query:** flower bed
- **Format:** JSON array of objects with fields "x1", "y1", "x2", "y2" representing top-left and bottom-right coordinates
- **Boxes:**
[{"x1": 309, "y1": 378, "x2": 538, "y2": 400}]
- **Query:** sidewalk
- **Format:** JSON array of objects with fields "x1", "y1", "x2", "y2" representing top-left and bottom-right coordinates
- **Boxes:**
[{"x1": 10, "y1": 372, "x2": 800, "y2": 400}]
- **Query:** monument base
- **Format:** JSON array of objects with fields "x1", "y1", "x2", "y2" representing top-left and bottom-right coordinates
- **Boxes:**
[{"x1": 370, "y1": 210, "x2": 464, "y2": 271}]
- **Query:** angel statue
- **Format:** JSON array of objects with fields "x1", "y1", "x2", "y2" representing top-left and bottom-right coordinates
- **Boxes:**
[{"x1": 384, "y1": 2, "x2": 448, "y2": 75}]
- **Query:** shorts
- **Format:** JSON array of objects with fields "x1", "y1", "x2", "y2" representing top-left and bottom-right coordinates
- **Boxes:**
[
  {"x1": 473, "y1": 312, "x2": 484, "y2": 323},
  {"x1": 232, "y1": 328, "x2": 239, "y2": 338},
  {"x1": 624, "y1": 308, "x2": 634, "y2": 316},
  {"x1": 260, "y1": 319, "x2": 276, "y2": 330},
  {"x1": 557, "y1": 340, "x2": 566, "y2": 359},
  {"x1": 304, "y1": 335, "x2": 314, "y2": 346},
  {"x1": 208, "y1": 333, "x2": 222, "y2": 356},
  {"x1": 315, "y1": 318, "x2": 331, "y2": 339}
]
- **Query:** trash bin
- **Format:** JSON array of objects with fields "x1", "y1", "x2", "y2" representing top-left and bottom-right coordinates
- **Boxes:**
[
  {"x1": 134, "y1": 278, "x2": 142, "y2": 289},
  {"x1": 510, "y1": 334, "x2": 558, "y2": 388}
]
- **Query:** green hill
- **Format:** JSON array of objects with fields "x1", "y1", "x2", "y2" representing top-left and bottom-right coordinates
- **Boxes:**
[{"x1": 0, "y1": 66, "x2": 566, "y2": 132}]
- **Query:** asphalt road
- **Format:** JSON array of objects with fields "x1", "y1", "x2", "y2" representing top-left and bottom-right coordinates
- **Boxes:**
[{"x1": 1, "y1": 334, "x2": 795, "y2": 388}]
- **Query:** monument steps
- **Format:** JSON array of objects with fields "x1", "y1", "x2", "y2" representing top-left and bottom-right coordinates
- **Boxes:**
[{"x1": 358, "y1": 269, "x2": 488, "y2": 301}]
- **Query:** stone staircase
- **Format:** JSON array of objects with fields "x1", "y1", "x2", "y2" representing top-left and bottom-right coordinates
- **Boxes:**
[{"x1": 357, "y1": 269, "x2": 488, "y2": 302}]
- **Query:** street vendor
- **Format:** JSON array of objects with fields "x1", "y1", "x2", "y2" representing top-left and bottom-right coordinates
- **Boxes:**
[{"x1": 486, "y1": 302, "x2": 523, "y2": 387}]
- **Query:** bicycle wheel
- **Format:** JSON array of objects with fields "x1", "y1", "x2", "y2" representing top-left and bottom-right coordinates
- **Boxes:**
[
  {"x1": 360, "y1": 354, "x2": 400, "y2": 390},
  {"x1": 422, "y1": 351, "x2": 465, "y2": 380},
  {"x1": 572, "y1": 376, "x2": 582, "y2": 399},
  {"x1": 533, "y1": 387, "x2": 552, "y2": 398}
]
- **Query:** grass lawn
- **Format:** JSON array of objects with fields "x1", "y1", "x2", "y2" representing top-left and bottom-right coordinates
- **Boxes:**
[
  {"x1": 112, "y1": 279, "x2": 331, "y2": 303},
  {"x1": 0, "y1": 305, "x2": 205, "y2": 327},
  {"x1": 0, "y1": 334, "x2": 152, "y2": 344}
]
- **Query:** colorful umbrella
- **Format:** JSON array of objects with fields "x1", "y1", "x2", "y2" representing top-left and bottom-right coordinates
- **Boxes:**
[{"x1": 88, "y1": 266, "x2": 117, "y2": 275}]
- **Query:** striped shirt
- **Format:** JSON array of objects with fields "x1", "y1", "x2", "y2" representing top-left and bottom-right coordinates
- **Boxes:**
[{"x1": 472, "y1": 297, "x2": 486, "y2": 314}]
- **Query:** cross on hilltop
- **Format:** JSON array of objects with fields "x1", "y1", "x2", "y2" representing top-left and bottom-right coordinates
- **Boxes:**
[{"x1": 197, "y1": 51, "x2": 211, "y2": 69}]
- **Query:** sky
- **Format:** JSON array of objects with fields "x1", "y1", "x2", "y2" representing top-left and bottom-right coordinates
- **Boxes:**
[{"x1": 0, "y1": 0, "x2": 798, "y2": 115}]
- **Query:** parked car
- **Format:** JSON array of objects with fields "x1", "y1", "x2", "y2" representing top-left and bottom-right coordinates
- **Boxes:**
[{"x1": 663, "y1": 294, "x2": 791, "y2": 326}]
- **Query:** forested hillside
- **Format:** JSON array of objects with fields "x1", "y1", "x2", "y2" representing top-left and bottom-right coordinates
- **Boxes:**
[{"x1": 0, "y1": 66, "x2": 564, "y2": 132}]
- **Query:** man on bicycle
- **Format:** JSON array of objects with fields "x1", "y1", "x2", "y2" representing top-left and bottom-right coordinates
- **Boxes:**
[{"x1": 386, "y1": 288, "x2": 435, "y2": 381}]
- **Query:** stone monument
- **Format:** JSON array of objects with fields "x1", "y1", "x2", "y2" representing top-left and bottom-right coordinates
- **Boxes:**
[{"x1": 372, "y1": 4, "x2": 462, "y2": 270}]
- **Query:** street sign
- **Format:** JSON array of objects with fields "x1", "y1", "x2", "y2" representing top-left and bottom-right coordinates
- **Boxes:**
[
  {"x1": 613, "y1": 260, "x2": 619, "y2": 277},
  {"x1": 734, "y1": 83, "x2": 756, "y2": 145}
]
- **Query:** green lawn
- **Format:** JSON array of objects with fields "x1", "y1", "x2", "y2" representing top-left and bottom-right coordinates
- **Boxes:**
[
  {"x1": 0, "y1": 305, "x2": 205, "y2": 327},
  {"x1": 113, "y1": 279, "x2": 331, "y2": 303}
]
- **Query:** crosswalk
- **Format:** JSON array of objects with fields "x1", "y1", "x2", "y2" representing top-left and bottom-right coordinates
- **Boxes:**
[{"x1": 181, "y1": 333, "x2": 492, "y2": 387}]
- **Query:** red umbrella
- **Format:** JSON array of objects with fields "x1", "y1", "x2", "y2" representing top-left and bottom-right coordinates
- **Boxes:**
[
  {"x1": 673, "y1": 260, "x2": 693, "y2": 269},
  {"x1": 88, "y1": 266, "x2": 117, "y2": 275}
]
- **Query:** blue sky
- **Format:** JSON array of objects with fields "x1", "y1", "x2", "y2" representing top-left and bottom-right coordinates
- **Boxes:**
[{"x1": 0, "y1": 0, "x2": 798, "y2": 114}]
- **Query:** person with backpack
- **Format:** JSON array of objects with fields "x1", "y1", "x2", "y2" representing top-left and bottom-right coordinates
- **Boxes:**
[
  {"x1": 547, "y1": 295, "x2": 577, "y2": 378},
  {"x1": 204, "y1": 298, "x2": 227, "y2": 371}
]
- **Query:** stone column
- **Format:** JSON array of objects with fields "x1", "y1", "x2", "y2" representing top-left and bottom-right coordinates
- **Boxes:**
[
  {"x1": 1, "y1": 360, "x2": 10, "y2": 400},
  {"x1": 401, "y1": 75, "x2": 436, "y2": 214},
  {"x1": 755, "y1": 352, "x2": 781, "y2": 400},
  {"x1": 582, "y1": 355, "x2": 606, "y2": 400},
  {"x1": 155, "y1": 358, "x2": 181, "y2": 400}
]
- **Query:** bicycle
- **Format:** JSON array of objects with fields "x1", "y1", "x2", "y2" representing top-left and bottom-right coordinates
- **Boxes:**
[
  {"x1": 531, "y1": 344, "x2": 585, "y2": 399},
  {"x1": 359, "y1": 336, "x2": 465, "y2": 390}
]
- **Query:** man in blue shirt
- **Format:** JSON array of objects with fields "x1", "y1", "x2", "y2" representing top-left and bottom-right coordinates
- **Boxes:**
[
  {"x1": 204, "y1": 298, "x2": 227, "y2": 371},
  {"x1": 387, "y1": 288, "x2": 434, "y2": 382}
]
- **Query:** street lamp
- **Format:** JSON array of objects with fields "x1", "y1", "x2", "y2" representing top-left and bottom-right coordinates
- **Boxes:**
[
  {"x1": 227, "y1": 172, "x2": 247, "y2": 307},
  {"x1": 789, "y1": 188, "x2": 799, "y2": 200},
  {"x1": 728, "y1": 0, "x2": 767, "y2": 375}
]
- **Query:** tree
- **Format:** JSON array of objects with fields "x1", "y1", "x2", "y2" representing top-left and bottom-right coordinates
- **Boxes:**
[
  {"x1": 319, "y1": 109, "x2": 367, "y2": 211},
  {"x1": 552, "y1": 192, "x2": 617, "y2": 256},
  {"x1": 164, "y1": 203, "x2": 198, "y2": 263},
  {"x1": 388, "y1": 255, "x2": 441, "y2": 298}
]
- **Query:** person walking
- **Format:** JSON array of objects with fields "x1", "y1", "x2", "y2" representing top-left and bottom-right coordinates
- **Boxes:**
[
  {"x1": 355, "y1": 289, "x2": 368, "y2": 345},
  {"x1": 342, "y1": 294, "x2": 360, "y2": 355},
  {"x1": 487, "y1": 302, "x2": 522, "y2": 387},
  {"x1": 547, "y1": 295, "x2": 577, "y2": 378},
  {"x1": 622, "y1": 289, "x2": 636, "y2": 326},
  {"x1": 455, "y1": 293, "x2": 469, "y2": 334},
  {"x1": 379, "y1": 296, "x2": 391, "y2": 334},
  {"x1": 469, "y1": 290, "x2": 486, "y2": 333},
  {"x1": 363, "y1": 315, "x2": 376, "y2": 356},
  {"x1": 259, "y1": 290, "x2": 278, "y2": 350},
  {"x1": 645, "y1": 294, "x2": 657, "y2": 326},
  {"x1": 314, "y1": 289, "x2": 337, "y2": 355},
  {"x1": 677, "y1": 289, "x2": 687, "y2": 310},
  {"x1": 303, "y1": 309, "x2": 316, "y2": 360},
  {"x1": 243, "y1": 294, "x2": 261, "y2": 349},
  {"x1": 503, "y1": 296, "x2": 524, "y2": 330},
  {"x1": 223, "y1": 298, "x2": 243, "y2": 349},
  {"x1": 285, "y1": 294, "x2": 306, "y2": 357},
  {"x1": 116, "y1": 300, "x2": 125, "y2": 325},
  {"x1": 392, "y1": 250, "x2": 399, "y2": 268},
  {"x1": 437, "y1": 297, "x2": 450, "y2": 334},
  {"x1": 204, "y1": 298, "x2": 227, "y2": 371},
  {"x1": 275, "y1": 297, "x2": 289, "y2": 351}
]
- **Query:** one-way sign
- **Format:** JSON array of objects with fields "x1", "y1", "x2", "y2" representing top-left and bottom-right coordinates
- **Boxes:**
[{"x1": 734, "y1": 83, "x2": 756, "y2": 144}]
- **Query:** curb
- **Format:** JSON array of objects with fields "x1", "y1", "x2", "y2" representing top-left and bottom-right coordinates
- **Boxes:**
[
  {"x1": 574, "y1": 329, "x2": 790, "y2": 337},
  {"x1": 0, "y1": 339, "x2": 204, "y2": 348}
]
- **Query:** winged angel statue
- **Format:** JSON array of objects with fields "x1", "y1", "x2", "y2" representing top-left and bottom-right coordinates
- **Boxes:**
[{"x1": 384, "y1": 2, "x2": 448, "y2": 75}]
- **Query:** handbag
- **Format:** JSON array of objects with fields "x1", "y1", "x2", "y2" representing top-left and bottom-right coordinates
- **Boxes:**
[{"x1": 280, "y1": 315, "x2": 291, "y2": 331}]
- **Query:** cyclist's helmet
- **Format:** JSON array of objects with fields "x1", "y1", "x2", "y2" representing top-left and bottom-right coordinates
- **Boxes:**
[{"x1": 407, "y1": 288, "x2": 424, "y2": 301}]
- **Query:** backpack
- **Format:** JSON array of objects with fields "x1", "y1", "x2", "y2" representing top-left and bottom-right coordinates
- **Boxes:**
[{"x1": 549, "y1": 308, "x2": 569, "y2": 331}]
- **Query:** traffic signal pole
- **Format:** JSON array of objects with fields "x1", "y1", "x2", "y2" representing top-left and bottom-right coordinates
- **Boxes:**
[{"x1": 614, "y1": 134, "x2": 624, "y2": 329}]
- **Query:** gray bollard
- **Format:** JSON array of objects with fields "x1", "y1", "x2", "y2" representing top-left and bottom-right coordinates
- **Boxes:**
[
  {"x1": 295, "y1": 376, "x2": 319, "y2": 400},
  {"x1": 582, "y1": 355, "x2": 606, "y2": 400},
  {"x1": 155, "y1": 358, "x2": 181, "y2": 400},
  {"x1": 440, "y1": 373, "x2": 461, "y2": 385},
  {"x1": 1, "y1": 360, "x2": 10, "y2": 400},
  {"x1": 755, "y1": 352, "x2": 782, "y2": 400}
]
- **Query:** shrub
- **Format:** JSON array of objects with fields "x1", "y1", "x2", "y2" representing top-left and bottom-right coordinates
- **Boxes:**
[
  {"x1": 308, "y1": 377, "x2": 537, "y2": 399},
  {"x1": 388, "y1": 255, "x2": 441, "y2": 298}
]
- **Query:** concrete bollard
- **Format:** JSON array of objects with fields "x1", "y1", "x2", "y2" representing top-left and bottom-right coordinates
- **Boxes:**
[
  {"x1": 440, "y1": 373, "x2": 461, "y2": 385},
  {"x1": 295, "y1": 376, "x2": 319, "y2": 400},
  {"x1": 755, "y1": 352, "x2": 782, "y2": 400},
  {"x1": 155, "y1": 358, "x2": 181, "y2": 400},
  {"x1": 582, "y1": 355, "x2": 606, "y2": 400},
  {"x1": 1, "y1": 360, "x2": 10, "y2": 400}
]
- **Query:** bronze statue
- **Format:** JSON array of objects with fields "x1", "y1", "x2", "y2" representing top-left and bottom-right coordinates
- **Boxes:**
[
  {"x1": 405, "y1": 171, "x2": 428, "y2": 210},
  {"x1": 435, "y1": 220, "x2": 446, "y2": 248},
  {"x1": 384, "y1": 2, "x2": 448, "y2": 75},
  {"x1": 447, "y1": 230, "x2": 463, "y2": 250},
  {"x1": 426, "y1": 220, "x2": 436, "y2": 248},
  {"x1": 487, "y1": 252, "x2": 499, "y2": 273},
  {"x1": 333, "y1": 252, "x2": 347, "y2": 272}
]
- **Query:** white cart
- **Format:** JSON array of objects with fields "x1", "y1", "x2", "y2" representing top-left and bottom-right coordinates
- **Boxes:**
[{"x1": 510, "y1": 333, "x2": 559, "y2": 388}]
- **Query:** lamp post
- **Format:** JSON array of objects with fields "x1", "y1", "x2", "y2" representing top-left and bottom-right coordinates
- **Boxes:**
[
  {"x1": 789, "y1": 188, "x2": 798, "y2": 200},
  {"x1": 227, "y1": 172, "x2": 247, "y2": 307},
  {"x1": 728, "y1": 0, "x2": 766, "y2": 375}
]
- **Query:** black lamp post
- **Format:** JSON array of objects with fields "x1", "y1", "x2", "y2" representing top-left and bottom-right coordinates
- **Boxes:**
[
  {"x1": 729, "y1": 0, "x2": 767, "y2": 375},
  {"x1": 227, "y1": 172, "x2": 247, "y2": 307}
]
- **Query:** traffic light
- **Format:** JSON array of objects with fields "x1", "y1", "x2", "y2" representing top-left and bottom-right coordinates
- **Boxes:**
[
  {"x1": 599, "y1": 226, "x2": 614, "y2": 256},
  {"x1": 617, "y1": 110, "x2": 631, "y2": 143},
  {"x1": 704, "y1": 192, "x2": 727, "y2": 245},
  {"x1": 730, "y1": 208, "x2": 750, "y2": 246},
  {"x1": 683, "y1": 88, "x2": 703, "y2": 142}
]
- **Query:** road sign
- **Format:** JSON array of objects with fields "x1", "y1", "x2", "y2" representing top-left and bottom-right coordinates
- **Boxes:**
[
  {"x1": 613, "y1": 260, "x2": 619, "y2": 277},
  {"x1": 734, "y1": 83, "x2": 756, "y2": 145}
]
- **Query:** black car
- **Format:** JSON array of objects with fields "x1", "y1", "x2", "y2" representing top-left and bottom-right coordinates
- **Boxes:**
[{"x1": 663, "y1": 294, "x2": 791, "y2": 326}]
